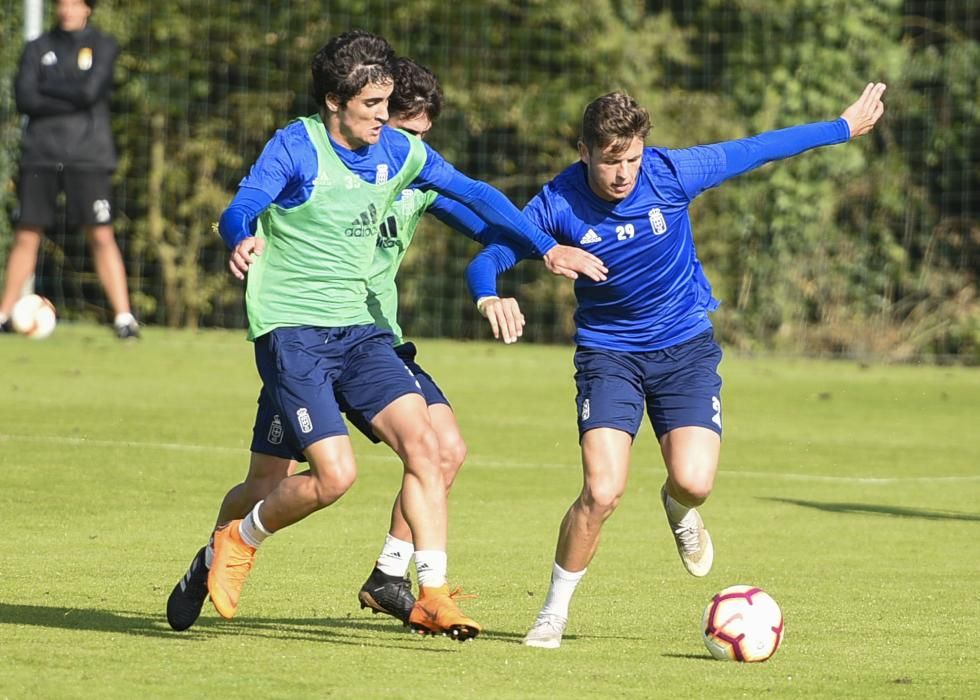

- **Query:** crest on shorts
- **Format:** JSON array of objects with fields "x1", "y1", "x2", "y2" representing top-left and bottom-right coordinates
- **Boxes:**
[
  {"x1": 93, "y1": 199, "x2": 111, "y2": 224},
  {"x1": 648, "y1": 207, "x2": 667, "y2": 235},
  {"x1": 267, "y1": 415, "x2": 284, "y2": 445},
  {"x1": 297, "y1": 408, "x2": 313, "y2": 434},
  {"x1": 77, "y1": 47, "x2": 93, "y2": 71}
]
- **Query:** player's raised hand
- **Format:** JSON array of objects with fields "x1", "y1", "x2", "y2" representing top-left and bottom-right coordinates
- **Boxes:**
[
  {"x1": 476, "y1": 296, "x2": 525, "y2": 344},
  {"x1": 841, "y1": 82, "x2": 886, "y2": 139},
  {"x1": 543, "y1": 244, "x2": 608, "y2": 282},
  {"x1": 228, "y1": 236, "x2": 264, "y2": 280}
]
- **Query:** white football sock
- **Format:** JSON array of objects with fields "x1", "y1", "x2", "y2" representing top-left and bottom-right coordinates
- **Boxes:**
[
  {"x1": 238, "y1": 501, "x2": 272, "y2": 548},
  {"x1": 0, "y1": 312, "x2": 8, "y2": 324},
  {"x1": 376, "y1": 533, "x2": 414, "y2": 577},
  {"x1": 414, "y1": 550, "x2": 447, "y2": 588},
  {"x1": 540, "y1": 562, "x2": 587, "y2": 619}
]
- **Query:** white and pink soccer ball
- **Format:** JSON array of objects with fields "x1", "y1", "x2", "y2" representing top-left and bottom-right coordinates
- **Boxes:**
[
  {"x1": 702, "y1": 584, "x2": 784, "y2": 662},
  {"x1": 11, "y1": 294, "x2": 57, "y2": 340}
]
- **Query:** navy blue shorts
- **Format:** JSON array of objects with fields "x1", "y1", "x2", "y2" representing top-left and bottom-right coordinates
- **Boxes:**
[
  {"x1": 251, "y1": 325, "x2": 424, "y2": 460},
  {"x1": 573, "y1": 330, "x2": 723, "y2": 441},
  {"x1": 342, "y1": 341, "x2": 449, "y2": 443},
  {"x1": 251, "y1": 337, "x2": 443, "y2": 457}
]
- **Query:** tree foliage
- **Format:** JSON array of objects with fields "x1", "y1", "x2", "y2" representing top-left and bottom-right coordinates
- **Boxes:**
[{"x1": 0, "y1": 0, "x2": 976, "y2": 359}]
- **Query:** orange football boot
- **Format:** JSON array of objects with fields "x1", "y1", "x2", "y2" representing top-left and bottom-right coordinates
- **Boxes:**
[
  {"x1": 207, "y1": 520, "x2": 256, "y2": 619},
  {"x1": 408, "y1": 584, "x2": 481, "y2": 641}
]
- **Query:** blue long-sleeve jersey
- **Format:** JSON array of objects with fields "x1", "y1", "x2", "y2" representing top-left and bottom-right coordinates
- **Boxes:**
[
  {"x1": 466, "y1": 118, "x2": 850, "y2": 351},
  {"x1": 218, "y1": 121, "x2": 555, "y2": 257}
]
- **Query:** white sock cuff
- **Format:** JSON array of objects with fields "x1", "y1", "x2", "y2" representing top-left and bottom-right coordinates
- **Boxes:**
[
  {"x1": 383, "y1": 533, "x2": 414, "y2": 553},
  {"x1": 113, "y1": 312, "x2": 135, "y2": 327},
  {"x1": 250, "y1": 500, "x2": 272, "y2": 536},
  {"x1": 552, "y1": 561, "x2": 587, "y2": 583},
  {"x1": 414, "y1": 549, "x2": 448, "y2": 588}
]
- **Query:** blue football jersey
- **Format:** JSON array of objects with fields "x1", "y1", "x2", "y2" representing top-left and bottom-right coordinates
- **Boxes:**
[{"x1": 471, "y1": 119, "x2": 850, "y2": 351}]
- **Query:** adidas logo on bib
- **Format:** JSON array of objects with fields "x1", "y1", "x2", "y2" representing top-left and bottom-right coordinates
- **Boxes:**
[{"x1": 579, "y1": 229, "x2": 602, "y2": 245}]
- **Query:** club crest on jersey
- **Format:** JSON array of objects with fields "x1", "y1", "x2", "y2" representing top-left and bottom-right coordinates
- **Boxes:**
[
  {"x1": 77, "y1": 47, "x2": 93, "y2": 71},
  {"x1": 579, "y1": 228, "x2": 602, "y2": 245},
  {"x1": 648, "y1": 207, "x2": 668, "y2": 235}
]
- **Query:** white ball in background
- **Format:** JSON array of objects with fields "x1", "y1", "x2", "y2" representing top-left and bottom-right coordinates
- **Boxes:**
[{"x1": 11, "y1": 294, "x2": 57, "y2": 340}]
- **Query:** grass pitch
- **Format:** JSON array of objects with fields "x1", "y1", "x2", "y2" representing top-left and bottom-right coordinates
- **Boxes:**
[{"x1": 1, "y1": 324, "x2": 978, "y2": 698}]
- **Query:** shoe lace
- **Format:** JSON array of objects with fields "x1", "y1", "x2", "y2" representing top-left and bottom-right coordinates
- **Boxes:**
[
  {"x1": 447, "y1": 586, "x2": 477, "y2": 602},
  {"x1": 673, "y1": 520, "x2": 701, "y2": 554}
]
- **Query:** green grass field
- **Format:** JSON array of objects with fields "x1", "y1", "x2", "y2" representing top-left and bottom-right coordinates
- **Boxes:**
[{"x1": 1, "y1": 324, "x2": 978, "y2": 698}]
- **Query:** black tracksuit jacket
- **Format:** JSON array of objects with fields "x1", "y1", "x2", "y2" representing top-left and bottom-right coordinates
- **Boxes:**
[{"x1": 14, "y1": 24, "x2": 119, "y2": 171}]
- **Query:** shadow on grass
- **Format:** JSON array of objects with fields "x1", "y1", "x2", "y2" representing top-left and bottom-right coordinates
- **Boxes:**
[
  {"x1": 660, "y1": 652, "x2": 714, "y2": 662},
  {"x1": 0, "y1": 603, "x2": 460, "y2": 651},
  {"x1": 763, "y1": 497, "x2": 980, "y2": 522}
]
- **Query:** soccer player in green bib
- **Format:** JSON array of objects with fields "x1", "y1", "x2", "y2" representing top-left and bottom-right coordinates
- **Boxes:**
[{"x1": 166, "y1": 32, "x2": 605, "y2": 640}]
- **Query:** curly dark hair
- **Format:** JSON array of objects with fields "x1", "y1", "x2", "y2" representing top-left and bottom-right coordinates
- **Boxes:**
[
  {"x1": 389, "y1": 58, "x2": 443, "y2": 121},
  {"x1": 310, "y1": 30, "x2": 396, "y2": 108}
]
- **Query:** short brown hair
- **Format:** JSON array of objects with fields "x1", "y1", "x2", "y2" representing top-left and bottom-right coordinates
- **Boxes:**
[{"x1": 581, "y1": 92, "x2": 651, "y2": 153}]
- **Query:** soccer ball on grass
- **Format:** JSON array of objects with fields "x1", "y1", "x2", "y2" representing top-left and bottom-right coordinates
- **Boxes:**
[
  {"x1": 11, "y1": 294, "x2": 57, "y2": 340},
  {"x1": 702, "y1": 584, "x2": 784, "y2": 662}
]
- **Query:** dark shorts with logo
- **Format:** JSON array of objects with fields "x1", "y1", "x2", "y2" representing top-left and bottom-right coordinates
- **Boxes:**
[
  {"x1": 250, "y1": 325, "x2": 426, "y2": 461},
  {"x1": 573, "y1": 330, "x2": 724, "y2": 441},
  {"x1": 14, "y1": 167, "x2": 114, "y2": 229}
]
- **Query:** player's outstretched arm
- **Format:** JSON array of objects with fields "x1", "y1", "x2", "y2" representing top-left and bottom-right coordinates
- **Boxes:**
[
  {"x1": 840, "y1": 82, "x2": 887, "y2": 139},
  {"x1": 414, "y1": 144, "x2": 608, "y2": 281}
]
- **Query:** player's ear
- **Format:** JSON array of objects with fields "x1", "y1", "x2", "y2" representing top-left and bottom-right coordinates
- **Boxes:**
[
  {"x1": 577, "y1": 140, "x2": 590, "y2": 164},
  {"x1": 324, "y1": 93, "x2": 342, "y2": 114}
]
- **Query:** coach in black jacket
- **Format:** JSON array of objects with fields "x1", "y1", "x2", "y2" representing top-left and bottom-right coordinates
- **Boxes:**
[{"x1": 1, "y1": 0, "x2": 138, "y2": 339}]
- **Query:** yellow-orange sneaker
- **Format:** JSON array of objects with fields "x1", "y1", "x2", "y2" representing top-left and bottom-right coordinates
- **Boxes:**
[
  {"x1": 408, "y1": 584, "x2": 481, "y2": 641},
  {"x1": 207, "y1": 521, "x2": 256, "y2": 619}
]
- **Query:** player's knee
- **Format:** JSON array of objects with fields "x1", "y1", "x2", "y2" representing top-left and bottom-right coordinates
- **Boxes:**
[
  {"x1": 400, "y1": 426, "x2": 441, "y2": 472},
  {"x1": 581, "y1": 479, "x2": 624, "y2": 516},
  {"x1": 438, "y1": 435, "x2": 467, "y2": 488},
  {"x1": 313, "y1": 462, "x2": 357, "y2": 503},
  {"x1": 670, "y1": 471, "x2": 714, "y2": 505}
]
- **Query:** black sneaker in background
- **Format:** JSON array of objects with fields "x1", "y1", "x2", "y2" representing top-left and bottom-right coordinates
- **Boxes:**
[
  {"x1": 358, "y1": 567, "x2": 415, "y2": 624},
  {"x1": 0, "y1": 319, "x2": 13, "y2": 334},
  {"x1": 167, "y1": 546, "x2": 209, "y2": 631}
]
